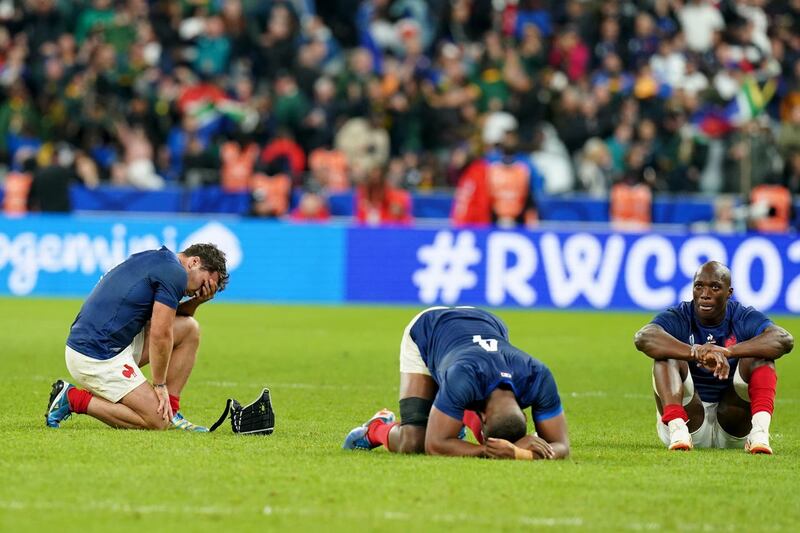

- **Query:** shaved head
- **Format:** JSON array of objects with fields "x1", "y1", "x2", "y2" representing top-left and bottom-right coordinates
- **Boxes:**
[{"x1": 693, "y1": 261, "x2": 731, "y2": 288}]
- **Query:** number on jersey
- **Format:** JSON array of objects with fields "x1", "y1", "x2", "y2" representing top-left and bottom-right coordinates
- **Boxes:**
[{"x1": 472, "y1": 335, "x2": 498, "y2": 352}]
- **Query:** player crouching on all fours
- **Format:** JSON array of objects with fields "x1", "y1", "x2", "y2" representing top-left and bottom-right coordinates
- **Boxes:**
[
  {"x1": 344, "y1": 307, "x2": 569, "y2": 460},
  {"x1": 634, "y1": 261, "x2": 793, "y2": 454},
  {"x1": 45, "y1": 243, "x2": 229, "y2": 432}
]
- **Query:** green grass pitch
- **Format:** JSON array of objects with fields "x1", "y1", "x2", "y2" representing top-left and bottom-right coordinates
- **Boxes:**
[{"x1": 1, "y1": 298, "x2": 799, "y2": 532}]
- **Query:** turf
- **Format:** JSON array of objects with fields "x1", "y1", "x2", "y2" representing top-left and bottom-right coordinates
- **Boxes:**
[{"x1": 1, "y1": 298, "x2": 799, "y2": 532}]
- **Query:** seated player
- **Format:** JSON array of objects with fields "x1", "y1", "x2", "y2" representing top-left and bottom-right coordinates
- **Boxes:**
[
  {"x1": 634, "y1": 261, "x2": 793, "y2": 453},
  {"x1": 343, "y1": 307, "x2": 570, "y2": 460},
  {"x1": 45, "y1": 243, "x2": 229, "y2": 432}
]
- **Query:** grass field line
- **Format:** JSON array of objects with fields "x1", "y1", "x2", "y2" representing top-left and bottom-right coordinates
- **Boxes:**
[{"x1": 0, "y1": 499, "x2": 584, "y2": 527}]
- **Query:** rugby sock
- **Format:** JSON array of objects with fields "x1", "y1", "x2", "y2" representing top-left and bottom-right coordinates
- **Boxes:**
[
  {"x1": 749, "y1": 366, "x2": 777, "y2": 431},
  {"x1": 661, "y1": 404, "x2": 689, "y2": 424},
  {"x1": 367, "y1": 419, "x2": 398, "y2": 449},
  {"x1": 67, "y1": 388, "x2": 93, "y2": 414},
  {"x1": 169, "y1": 395, "x2": 180, "y2": 414},
  {"x1": 462, "y1": 410, "x2": 484, "y2": 444}
]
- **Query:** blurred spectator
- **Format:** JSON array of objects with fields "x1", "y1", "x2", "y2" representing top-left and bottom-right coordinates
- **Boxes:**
[
  {"x1": 782, "y1": 150, "x2": 800, "y2": 195},
  {"x1": 291, "y1": 190, "x2": 331, "y2": 222},
  {"x1": 114, "y1": 121, "x2": 164, "y2": 189},
  {"x1": 221, "y1": 131, "x2": 259, "y2": 193},
  {"x1": 677, "y1": 0, "x2": 725, "y2": 53},
  {"x1": 723, "y1": 119, "x2": 782, "y2": 193},
  {"x1": 577, "y1": 137, "x2": 614, "y2": 196},
  {"x1": 778, "y1": 102, "x2": 800, "y2": 158},
  {"x1": 0, "y1": 0, "x2": 798, "y2": 230},
  {"x1": 355, "y1": 165, "x2": 413, "y2": 225},
  {"x1": 28, "y1": 145, "x2": 99, "y2": 212},
  {"x1": 250, "y1": 162, "x2": 292, "y2": 218}
]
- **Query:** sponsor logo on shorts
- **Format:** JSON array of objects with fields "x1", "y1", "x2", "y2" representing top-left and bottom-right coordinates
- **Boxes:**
[{"x1": 122, "y1": 364, "x2": 137, "y2": 379}]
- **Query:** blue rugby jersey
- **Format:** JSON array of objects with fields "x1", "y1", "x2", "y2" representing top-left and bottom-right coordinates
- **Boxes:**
[
  {"x1": 67, "y1": 247, "x2": 186, "y2": 360},
  {"x1": 651, "y1": 300, "x2": 772, "y2": 402},
  {"x1": 409, "y1": 307, "x2": 563, "y2": 422}
]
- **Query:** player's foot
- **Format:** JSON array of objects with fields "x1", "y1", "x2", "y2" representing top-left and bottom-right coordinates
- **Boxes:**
[
  {"x1": 170, "y1": 412, "x2": 209, "y2": 432},
  {"x1": 667, "y1": 419, "x2": 693, "y2": 451},
  {"x1": 342, "y1": 408, "x2": 396, "y2": 450},
  {"x1": 45, "y1": 379, "x2": 74, "y2": 428},
  {"x1": 745, "y1": 426, "x2": 772, "y2": 455}
]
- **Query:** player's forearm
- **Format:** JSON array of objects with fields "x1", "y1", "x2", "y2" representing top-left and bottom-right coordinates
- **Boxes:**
[
  {"x1": 727, "y1": 327, "x2": 794, "y2": 360},
  {"x1": 148, "y1": 333, "x2": 173, "y2": 383},
  {"x1": 177, "y1": 297, "x2": 202, "y2": 317},
  {"x1": 425, "y1": 438, "x2": 487, "y2": 458},
  {"x1": 634, "y1": 325, "x2": 692, "y2": 360}
]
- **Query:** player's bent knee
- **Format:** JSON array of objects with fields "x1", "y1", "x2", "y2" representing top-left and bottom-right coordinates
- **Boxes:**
[{"x1": 175, "y1": 316, "x2": 201, "y2": 342}]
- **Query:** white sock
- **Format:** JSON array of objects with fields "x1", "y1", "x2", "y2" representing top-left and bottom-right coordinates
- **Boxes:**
[{"x1": 752, "y1": 411, "x2": 771, "y2": 433}]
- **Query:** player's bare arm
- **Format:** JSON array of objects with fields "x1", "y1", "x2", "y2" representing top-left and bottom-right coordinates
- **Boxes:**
[
  {"x1": 634, "y1": 323, "x2": 694, "y2": 360},
  {"x1": 635, "y1": 324, "x2": 730, "y2": 378},
  {"x1": 149, "y1": 301, "x2": 176, "y2": 421},
  {"x1": 529, "y1": 412, "x2": 570, "y2": 459},
  {"x1": 424, "y1": 407, "x2": 488, "y2": 458},
  {"x1": 726, "y1": 325, "x2": 794, "y2": 360}
]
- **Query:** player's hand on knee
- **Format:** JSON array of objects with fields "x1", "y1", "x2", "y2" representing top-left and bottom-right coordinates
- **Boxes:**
[
  {"x1": 154, "y1": 383, "x2": 173, "y2": 422},
  {"x1": 515, "y1": 434, "x2": 556, "y2": 460}
]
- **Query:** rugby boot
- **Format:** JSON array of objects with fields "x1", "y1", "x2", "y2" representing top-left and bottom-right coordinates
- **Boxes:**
[
  {"x1": 342, "y1": 408, "x2": 396, "y2": 450},
  {"x1": 667, "y1": 418, "x2": 693, "y2": 451},
  {"x1": 45, "y1": 380, "x2": 74, "y2": 428},
  {"x1": 745, "y1": 426, "x2": 772, "y2": 455}
]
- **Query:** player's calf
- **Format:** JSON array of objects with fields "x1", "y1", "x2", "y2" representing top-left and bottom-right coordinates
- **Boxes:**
[
  {"x1": 653, "y1": 361, "x2": 705, "y2": 450},
  {"x1": 726, "y1": 359, "x2": 777, "y2": 454}
]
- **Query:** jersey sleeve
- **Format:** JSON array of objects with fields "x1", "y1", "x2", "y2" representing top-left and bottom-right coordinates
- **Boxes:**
[
  {"x1": 650, "y1": 307, "x2": 689, "y2": 341},
  {"x1": 151, "y1": 261, "x2": 186, "y2": 309},
  {"x1": 736, "y1": 305, "x2": 773, "y2": 340},
  {"x1": 530, "y1": 366, "x2": 563, "y2": 422},
  {"x1": 434, "y1": 364, "x2": 481, "y2": 421}
]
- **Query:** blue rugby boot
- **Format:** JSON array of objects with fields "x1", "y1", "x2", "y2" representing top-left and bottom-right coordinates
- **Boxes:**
[
  {"x1": 170, "y1": 412, "x2": 210, "y2": 432},
  {"x1": 45, "y1": 380, "x2": 74, "y2": 428},
  {"x1": 342, "y1": 408, "x2": 396, "y2": 450}
]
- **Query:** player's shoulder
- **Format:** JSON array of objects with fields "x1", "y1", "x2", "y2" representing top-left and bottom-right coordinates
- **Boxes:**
[
  {"x1": 727, "y1": 300, "x2": 769, "y2": 322},
  {"x1": 146, "y1": 247, "x2": 185, "y2": 279},
  {"x1": 653, "y1": 301, "x2": 692, "y2": 322}
]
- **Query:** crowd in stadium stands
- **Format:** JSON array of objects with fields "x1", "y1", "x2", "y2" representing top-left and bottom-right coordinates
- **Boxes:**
[{"x1": 1, "y1": 0, "x2": 800, "y2": 228}]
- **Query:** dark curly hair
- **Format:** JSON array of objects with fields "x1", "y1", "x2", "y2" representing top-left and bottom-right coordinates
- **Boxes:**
[{"x1": 182, "y1": 243, "x2": 229, "y2": 291}]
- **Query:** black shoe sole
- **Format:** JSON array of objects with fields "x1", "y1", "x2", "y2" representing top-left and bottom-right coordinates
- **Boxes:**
[{"x1": 45, "y1": 380, "x2": 66, "y2": 417}]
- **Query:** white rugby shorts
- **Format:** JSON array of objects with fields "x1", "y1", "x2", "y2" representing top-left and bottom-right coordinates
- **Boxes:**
[
  {"x1": 399, "y1": 307, "x2": 452, "y2": 375},
  {"x1": 65, "y1": 330, "x2": 147, "y2": 403}
]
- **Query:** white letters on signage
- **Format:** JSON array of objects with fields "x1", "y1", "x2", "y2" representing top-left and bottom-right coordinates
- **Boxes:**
[
  {"x1": 731, "y1": 237, "x2": 781, "y2": 310},
  {"x1": 625, "y1": 235, "x2": 677, "y2": 309},
  {"x1": 540, "y1": 232, "x2": 625, "y2": 308},
  {"x1": 677, "y1": 236, "x2": 728, "y2": 301},
  {"x1": 784, "y1": 240, "x2": 800, "y2": 312},
  {"x1": 486, "y1": 232, "x2": 537, "y2": 306}
]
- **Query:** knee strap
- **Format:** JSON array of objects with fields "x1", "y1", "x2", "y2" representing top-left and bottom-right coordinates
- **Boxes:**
[
  {"x1": 399, "y1": 397, "x2": 433, "y2": 427},
  {"x1": 652, "y1": 368, "x2": 695, "y2": 406},
  {"x1": 733, "y1": 364, "x2": 749, "y2": 403}
]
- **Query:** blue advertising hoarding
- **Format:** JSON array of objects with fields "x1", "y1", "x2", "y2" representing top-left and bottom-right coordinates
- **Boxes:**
[
  {"x1": 347, "y1": 228, "x2": 800, "y2": 313},
  {"x1": 0, "y1": 215, "x2": 344, "y2": 302},
  {"x1": 1, "y1": 215, "x2": 798, "y2": 313}
]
